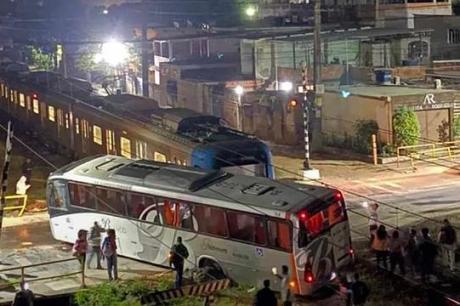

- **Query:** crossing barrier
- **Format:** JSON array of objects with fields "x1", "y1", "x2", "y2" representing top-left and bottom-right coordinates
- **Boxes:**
[
  {"x1": 141, "y1": 278, "x2": 231, "y2": 305},
  {"x1": 3, "y1": 194, "x2": 28, "y2": 216}
]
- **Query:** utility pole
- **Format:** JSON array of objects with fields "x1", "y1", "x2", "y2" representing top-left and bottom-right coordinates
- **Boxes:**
[
  {"x1": 141, "y1": 24, "x2": 150, "y2": 97},
  {"x1": 302, "y1": 63, "x2": 311, "y2": 170},
  {"x1": 313, "y1": 0, "x2": 321, "y2": 87},
  {"x1": 0, "y1": 122, "x2": 13, "y2": 237}
]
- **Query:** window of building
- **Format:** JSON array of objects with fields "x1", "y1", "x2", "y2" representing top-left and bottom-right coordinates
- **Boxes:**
[
  {"x1": 408, "y1": 40, "x2": 429, "y2": 58},
  {"x1": 154, "y1": 152, "x2": 167, "y2": 162},
  {"x1": 75, "y1": 118, "x2": 80, "y2": 134},
  {"x1": 135, "y1": 140, "x2": 147, "y2": 159},
  {"x1": 32, "y1": 98, "x2": 39, "y2": 114},
  {"x1": 194, "y1": 205, "x2": 227, "y2": 237},
  {"x1": 93, "y1": 125, "x2": 103, "y2": 145},
  {"x1": 48, "y1": 105, "x2": 56, "y2": 122},
  {"x1": 106, "y1": 129, "x2": 115, "y2": 153},
  {"x1": 95, "y1": 187, "x2": 126, "y2": 215},
  {"x1": 267, "y1": 220, "x2": 291, "y2": 251},
  {"x1": 448, "y1": 29, "x2": 460, "y2": 44},
  {"x1": 68, "y1": 183, "x2": 95, "y2": 209},
  {"x1": 120, "y1": 137, "x2": 131, "y2": 158},
  {"x1": 64, "y1": 113, "x2": 69, "y2": 129},
  {"x1": 19, "y1": 93, "x2": 25, "y2": 107},
  {"x1": 227, "y1": 211, "x2": 266, "y2": 245}
]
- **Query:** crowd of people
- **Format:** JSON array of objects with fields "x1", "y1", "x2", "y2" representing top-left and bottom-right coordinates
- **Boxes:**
[{"x1": 368, "y1": 203, "x2": 457, "y2": 283}]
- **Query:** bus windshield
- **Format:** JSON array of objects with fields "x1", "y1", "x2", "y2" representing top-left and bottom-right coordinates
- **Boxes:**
[{"x1": 298, "y1": 198, "x2": 346, "y2": 248}]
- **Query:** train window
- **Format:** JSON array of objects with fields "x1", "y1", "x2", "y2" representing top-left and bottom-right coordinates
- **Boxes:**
[
  {"x1": 135, "y1": 140, "x2": 147, "y2": 159},
  {"x1": 267, "y1": 220, "x2": 292, "y2": 252},
  {"x1": 0, "y1": 84, "x2": 3, "y2": 96},
  {"x1": 93, "y1": 125, "x2": 103, "y2": 145},
  {"x1": 64, "y1": 113, "x2": 69, "y2": 129},
  {"x1": 68, "y1": 183, "x2": 95, "y2": 210},
  {"x1": 75, "y1": 118, "x2": 80, "y2": 134},
  {"x1": 12, "y1": 90, "x2": 17, "y2": 104},
  {"x1": 19, "y1": 93, "x2": 25, "y2": 107},
  {"x1": 95, "y1": 187, "x2": 126, "y2": 216},
  {"x1": 154, "y1": 152, "x2": 166, "y2": 162},
  {"x1": 106, "y1": 130, "x2": 115, "y2": 153},
  {"x1": 82, "y1": 120, "x2": 89, "y2": 138},
  {"x1": 48, "y1": 106, "x2": 56, "y2": 122},
  {"x1": 4, "y1": 86, "x2": 8, "y2": 99},
  {"x1": 32, "y1": 98, "x2": 39, "y2": 114},
  {"x1": 120, "y1": 137, "x2": 131, "y2": 159},
  {"x1": 26, "y1": 96, "x2": 31, "y2": 110},
  {"x1": 227, "y1": 211, "x2": 267, "y2": 245},
  {"x1": 10, "y1": 90, "x2": 14, "y2": 103},
  {"x1": 194, "y1": 205, "x2": 228, "y2": 237}
]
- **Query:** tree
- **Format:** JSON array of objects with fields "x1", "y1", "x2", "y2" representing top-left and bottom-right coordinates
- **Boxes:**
[
  {"x1": 28, "y1": 46, "x2": 54, "y2": 71},
  {"x1": 354, "y1": 120, "x2": 379, "y2": 154},
  {"x1": 393, "y1": 107, "x2": 420, "y2": 147}
]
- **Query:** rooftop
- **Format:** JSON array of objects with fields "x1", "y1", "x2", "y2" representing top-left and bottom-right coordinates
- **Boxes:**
[{"x1": 331, "y1": 84, "x2": 454, "y2": 98}]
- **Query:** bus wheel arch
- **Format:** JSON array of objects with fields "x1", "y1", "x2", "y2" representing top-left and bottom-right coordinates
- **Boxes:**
[{"x1": 198, "y1": 256, "x2": 226, "y2": 281}]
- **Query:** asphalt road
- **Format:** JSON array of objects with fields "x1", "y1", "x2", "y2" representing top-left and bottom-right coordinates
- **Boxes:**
[{"x1": 0, "y1": 221, "x2": 58, "y2": 251}]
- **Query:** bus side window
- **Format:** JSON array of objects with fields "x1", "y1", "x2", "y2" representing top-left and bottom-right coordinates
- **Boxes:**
[
  {"x1": 161, "y1": 199, "x2": 176, "y2": 226},
  {"x1": 194, "y1": 205, "x2": 227, "y2": 237},
  {"x1": 69, "y1": 183, "x2": 95, "y2": 210},
  {"x1": 178, "y1": 202, "x2": 194, "y2": 231},
  {"x1": 227, "y1": 211, "x2": 266, "y2": 245},
  {"x1": 267, "y1": 220, "x2": 291, "y2": 251},
  {"x1": 130, "y1": 194, "x2": 162, "y2": 224},
  {"x1": 96, "y1": 187, "x2": 127, "y2": 216}
]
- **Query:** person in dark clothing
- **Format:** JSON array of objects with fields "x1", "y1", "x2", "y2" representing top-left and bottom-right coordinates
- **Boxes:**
[
  {"x1": 406, "y1": 228, "x2": 419, "y2": 276},
  {"x1": 170, "y1": 236, "x2": 189, "y2": 288},
  {"x1": 349, "y1": 273, "x2": 370, "y2": 306},
  {"x1": 253, "y1": 279, "x2": 277, "y2": 306},
  {"x1": 12, "y1": 281, "x2": 35, "y2": 306},
  {"x1": 419, "y1": 227, "x2": 438, "y2": 283},
  {"x1": 438, "y1": 219, "x2": 457, "y2": 271},
  {"x1": 389, "y1": 230, "x2": 406, "y2": 275},
  {"x1": 21, "y1": 159, "x2": 32, "y2": 185}
]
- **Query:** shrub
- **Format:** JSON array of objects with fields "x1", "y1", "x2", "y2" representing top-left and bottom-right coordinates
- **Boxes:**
[
  {"x1": 454, "y1": 116, "x2": 460, "y2": 139},
  {"x1": 353, "y1": 120, "x2": 379, "y2": 154},
  {"x1": 393, "y1": 107, "x2": 420, "y2": 147}
]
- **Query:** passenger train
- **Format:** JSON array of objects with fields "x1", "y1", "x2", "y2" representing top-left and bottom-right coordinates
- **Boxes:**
[
  {"x1": 47, "y1": 155, "x2": 353, "y2": 295},
  {"x1": 0, "y1": 70, "x2": 274, "y2": 177}
]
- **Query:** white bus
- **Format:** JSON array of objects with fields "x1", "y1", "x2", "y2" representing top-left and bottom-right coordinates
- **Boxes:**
[{"x1": 46, "y1": 155, "x2": 353, "y2": 295}]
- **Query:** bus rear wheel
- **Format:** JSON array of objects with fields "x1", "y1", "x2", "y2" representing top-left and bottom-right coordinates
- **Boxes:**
[{"x1": 199, "y1": 259, "x2": 225, "y2": 281}]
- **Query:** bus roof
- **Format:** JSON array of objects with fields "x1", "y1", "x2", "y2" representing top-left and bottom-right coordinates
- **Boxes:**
[{"x1": 50, "y1": 155, "x2": 333, "y2": 214}]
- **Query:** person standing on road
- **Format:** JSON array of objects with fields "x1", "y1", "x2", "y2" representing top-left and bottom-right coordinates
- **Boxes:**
[
  {"x1": 12, "y1": 281, "x2": 35, "y2": 306},
  {"x1": 253, "y1": 279, "x2": 277, "y2": 306},
  {"x1": 275, "y1": 265, "x2": 292, "y2": 306},
  {"x1": 367, "y1": 203, "x2": 379, "y2": 240},
  {"x1": 21, "y1": 158, "x2": 32, "y2": 185},
  {"x1": 371, "y1": 225, "x2": 389, "y2": 272},
  {"x1": 73, "y1": 230, "x2": 88, "y2": 268},
  {"x1": 170, "y1": 236, "x2": 189, "y2": 288},
  {"x1": 102, "y1": 229, "x2": 118, "y2": 281},
  {"x1": 405, "y1": 228, "x2": 419, "y2": 276},
  {"x1": 86, "y1": 221, "x2": 105, "y2": 270},
  {"x1": 438, "y1": 219, "x2": 457, "y2": 272},
  {"x1": 389, "y1": 230, "x2": 406, "y2": 275},
  {"x1": 348, "y1": 273, "x2": 370, "y2": 306},
  {"x1": 419, "y1": 227, "x2": 438, "y2": 283}
]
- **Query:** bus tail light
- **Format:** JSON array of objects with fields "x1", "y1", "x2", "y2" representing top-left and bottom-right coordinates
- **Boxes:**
[
  {"x1": 304, "y1": 262, "x2": 315, "y2": 283},
  {"x1": 298, "y1": 210, "x2": 308, "y2": 221}
]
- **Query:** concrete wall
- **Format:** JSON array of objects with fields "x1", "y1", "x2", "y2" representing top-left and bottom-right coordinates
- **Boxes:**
[{"x1": 321, "y1": 92, "x2": 391, "y2": 144}]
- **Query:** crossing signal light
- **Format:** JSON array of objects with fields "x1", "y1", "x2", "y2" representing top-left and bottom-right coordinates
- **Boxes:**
[{"x1": 287, "y1": 98, "x2": 299, "y2": 113}]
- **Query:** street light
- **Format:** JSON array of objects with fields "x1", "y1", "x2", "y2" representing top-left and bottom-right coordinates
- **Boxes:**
[
  {"x1": 99, "y1": 39, "x2": 129, "y2": 67},
  {"x1": 280, "y1": 81, "x2": 293, "y2": 92},
  {"x1": 234, "y1": 86, "x2": 244, "y2": 130},
  {"x1": 245, "y1": 6, "x2": 256, "y2": 17}
]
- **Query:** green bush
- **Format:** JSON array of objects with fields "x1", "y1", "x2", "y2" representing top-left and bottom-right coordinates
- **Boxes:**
[
  {"x1": 74, "y1": 279, "x2": 151, "y2": 306},
  {"x1": 353, "y1": 120, "x2": 379, "y2": 154},
  {"x1": 393, "y1": 107, "x2": 420, "y2": 147},
  {"x1": 454, "y1": 116, "x2": 460, "y2": 139}
]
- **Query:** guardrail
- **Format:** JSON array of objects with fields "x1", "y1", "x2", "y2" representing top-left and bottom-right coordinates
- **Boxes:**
[
  {"x1": 2, "y1": 195, "x2": 28, "y2": 216},
  {"x1": 397, "y1": 141, "x2": 460, "y2": 168},
  {"x1": 0, "y1": 257, "x2": 85, "y2": 289}
]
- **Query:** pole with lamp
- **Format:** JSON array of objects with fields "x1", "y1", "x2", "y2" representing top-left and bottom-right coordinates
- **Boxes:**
[{"x1": 234, "y1": 85, "x2": 244, "y2": 131}]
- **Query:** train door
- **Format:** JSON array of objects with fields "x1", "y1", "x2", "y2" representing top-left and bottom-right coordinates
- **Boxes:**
[
  {"x1": 106, "y1": 129, "x2": 116, "y2": 155},
  {"x1": 81, "y1": 119, "x2": 89, "y2": 154},
  {"x1": 40, "y1": 102, "x2": 47, "y2": 128}
]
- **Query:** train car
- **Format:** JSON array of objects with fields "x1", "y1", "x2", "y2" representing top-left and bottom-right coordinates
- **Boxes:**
[{"x1": 0, "y1": 71, "x2": 274, "y2": 178}]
